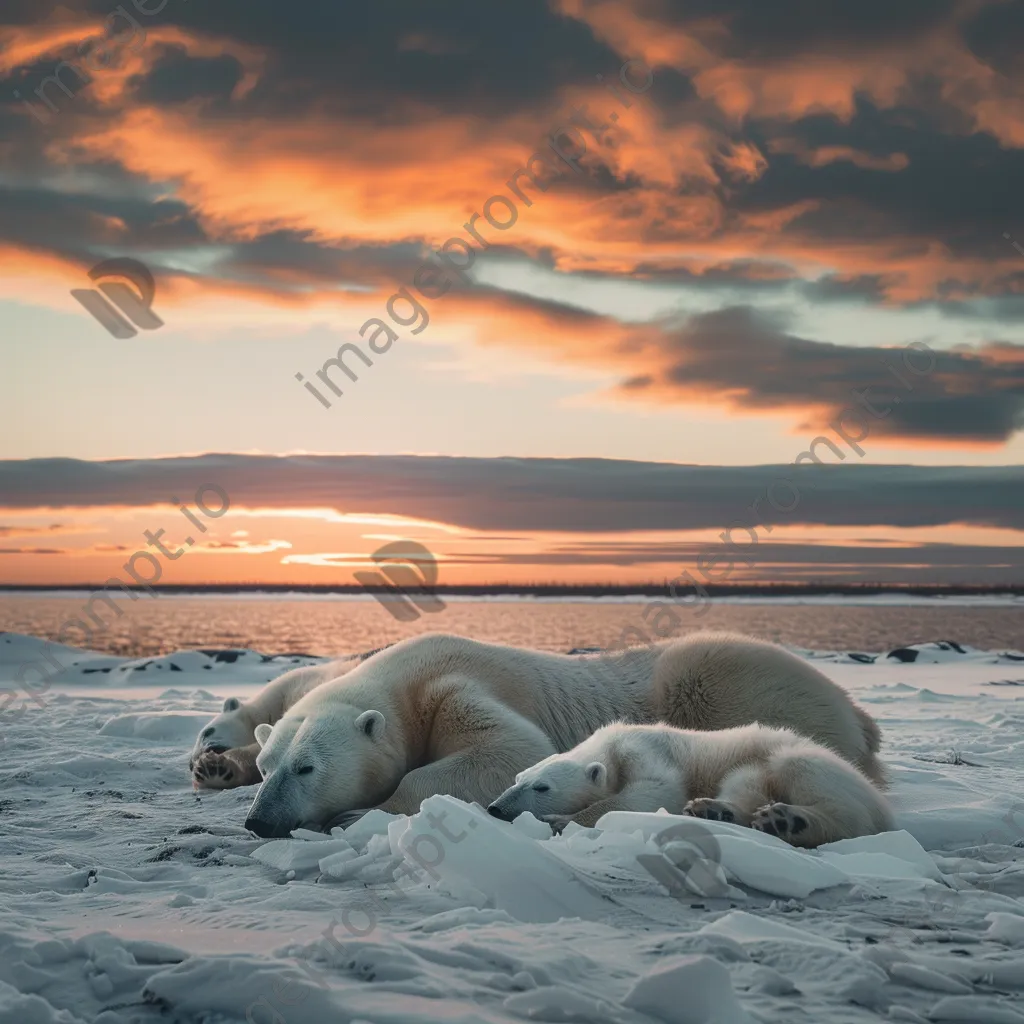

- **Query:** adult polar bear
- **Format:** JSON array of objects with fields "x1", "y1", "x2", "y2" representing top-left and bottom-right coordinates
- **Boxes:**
[{"x1": 242, "y1": 631, "x2": 883, "y2": 839}]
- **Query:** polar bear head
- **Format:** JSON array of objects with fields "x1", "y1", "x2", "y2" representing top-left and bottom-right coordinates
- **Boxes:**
[
  {"x1": 243, "y1": 704, "x2": 403, "y2": 838},
  {"x1": 487, "y1": 750, "x2": 609, "y2": 822},
  {"x1": 189, "y1": 697, "x2": 254, "y2": 765}
]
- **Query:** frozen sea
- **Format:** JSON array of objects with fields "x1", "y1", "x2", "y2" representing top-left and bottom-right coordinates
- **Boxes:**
[{"x1": 1, "y1": 600, "x2": 1023, "y2": 1023}]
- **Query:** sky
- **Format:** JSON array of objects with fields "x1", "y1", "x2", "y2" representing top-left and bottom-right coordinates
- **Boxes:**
[{"x1": 0, "y1": 0, "x2": 1022, "y2": 588}]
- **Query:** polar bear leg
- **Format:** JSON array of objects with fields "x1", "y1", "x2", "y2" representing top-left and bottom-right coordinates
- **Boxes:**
[
  {"x1": 684, "y1": 763, "x2": 771, "y2": 826},
  {"x1": 683, "y1": 764, "x2": 767, "y2": 825},
  {"x1": 192, "y1": 742, "x2": 261, "y2": 790},
  {"x1": 376, "y1": 693, "x2": 558, "y2": 814},
  {"x1": 750, "y1": 751, "x2": 890, "y2": 847},
  {"x1": 376, "y1": 735, "x2": 552, "y2": 813}
]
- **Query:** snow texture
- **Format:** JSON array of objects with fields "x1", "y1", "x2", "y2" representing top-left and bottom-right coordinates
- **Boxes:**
[{"x1": 1, "y1": 630, "x2": 1022, "y2": 1023}]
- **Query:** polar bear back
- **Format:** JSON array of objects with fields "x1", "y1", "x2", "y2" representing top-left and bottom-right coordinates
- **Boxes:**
[
  {"x1": 649, "y1": 632, "x2": 883, "y2": 783},
  {"x1": 290, "y1": 633, "x2": 661, "y2": 753}
]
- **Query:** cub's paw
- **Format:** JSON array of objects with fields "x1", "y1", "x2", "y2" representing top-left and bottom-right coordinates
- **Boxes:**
[
  {"x1": 683, "y1": 798, "x2": 737, "y2": 823},
  {"x1": 540, "y1": 813, "x2": 576, "y2": 834},
  {"x1": 751, "y1": 802, "x2": 808, "y2": 840},
  {"x1": 191, "y1": 751, "x2": 236, "y2": 790}
]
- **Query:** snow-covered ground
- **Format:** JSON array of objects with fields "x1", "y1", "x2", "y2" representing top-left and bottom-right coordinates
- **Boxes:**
[{"x1": 1, "y1": 631, "x2": 1023, "y2": 1024}]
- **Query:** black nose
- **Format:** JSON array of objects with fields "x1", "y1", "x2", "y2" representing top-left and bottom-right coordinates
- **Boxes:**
[
  {"x1": 245, "y1": 817, "x2": 276, "y2": 838},
  {"x1": 487, "y1": 803, "x2": 511, "y2": 821}
]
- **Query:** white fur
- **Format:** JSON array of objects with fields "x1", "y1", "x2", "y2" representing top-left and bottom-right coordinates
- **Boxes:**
[
  {"x1": 188, "y1": 658, "x2": 359, "y2": 788},
  {"x1": 243, "y1": 631, "x2": 884, "y2": 838},
  {"x1": 490, "y1": 721, "x2": 895, "y2": 847}
]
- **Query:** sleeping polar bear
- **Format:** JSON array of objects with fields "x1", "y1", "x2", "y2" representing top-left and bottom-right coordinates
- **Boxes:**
[
  {"x1": 242, "y1": 631, "x2": 883, "y2": 839},
  {"x1": 487, "y1": 721, "x2": 894, "y2": 846}
]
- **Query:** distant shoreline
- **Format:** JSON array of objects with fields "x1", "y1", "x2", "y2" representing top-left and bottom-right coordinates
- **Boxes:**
[{"x1": 1, "y1": 583, "x2": 1022, "y2": 598}]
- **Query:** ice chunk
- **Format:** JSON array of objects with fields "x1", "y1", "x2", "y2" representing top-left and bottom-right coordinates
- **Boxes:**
[
  {"x1": 623, "y1": 955, "x2": 753, "y2": 1024},
  {"x1": 0, "y1": 978, "x2": 87, "y2": 1023},
  {"x1": 393, "y1": 795, "x2": 610, "y2": 923},
  {"x1": 927, "y1": 995, "x2": 1024, "y2": 1023},
  {"x1": 700, "y1": 912, "x2": 889, "y2": 1007},
  {"x1": 714, "y1": 832, "x2": 846, "y2": 898},
  {"x1": 317, "y1": 847, "x2": 359, "y2": 878},
  {"x1": 250, "y1": 836, "x2": 352, "y2": 874},
  {"x1": 595, "y1": 813, "x2": 944, "y2": 898},
  {"x1": 985, "y1": 912, "x2": 1024, "y2": 946},
  {"x1": 289, "y1": 827, "x2": 341, "y2": 842},
  {"x1": 364, "y1": 833, "x2": 393, "y2": 858},
  {"x1": 512, "y1": 811, "x2": 553, "y2": 840},
  {"x1": 341, "y1": 808, "x2": 402, "y2": 851},
  {"x1": 818, "y1": 829, "x2": 945, "y2": 881},
  {"x1": 889, "y1": 962, "x2": 973, "y2": 994},
  {"x1": 702, "y1": 910, "x2": 846, "y2": 951},
  {"x1": 596, "y1": 811, "x2": 847, "y2": 898}
]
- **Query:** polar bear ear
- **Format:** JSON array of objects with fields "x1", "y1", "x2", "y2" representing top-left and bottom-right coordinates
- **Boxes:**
[
  {"x1": 355, "y1": 709, "x2": 385, "y2": 741},
  {"x1": 254, "y1": 723, "x2": 273, "y2": 748},
  {"x1": 223, "y1": 697, "x2": 241, "y2": 712},
  {"x1": 585, "y1": 761, "x2": 607, "y2": 787}
]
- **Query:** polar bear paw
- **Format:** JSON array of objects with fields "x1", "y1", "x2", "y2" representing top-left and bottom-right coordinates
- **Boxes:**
[
  {"x1": 751, "y1": 802, "x2": 808, "y2": 838},
  {"x1": 191, "y1": 751, "x2": 237, "y2": 790},
  {"x1": 683, "y1": 798, "x2": 738, "y2": 823}
]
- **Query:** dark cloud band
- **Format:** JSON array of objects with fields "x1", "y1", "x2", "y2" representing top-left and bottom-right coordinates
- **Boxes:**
[{"x1": 0, "y1": 455, "x2": 1020, "y2": 532}]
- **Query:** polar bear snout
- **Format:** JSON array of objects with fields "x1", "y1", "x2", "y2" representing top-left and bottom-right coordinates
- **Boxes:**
[
  {"x1": 488, "y1": 779, "x2": 557, "y2": 821},
  {"x1": 245, "y1": 814, "x2": 292, "y2": 839},
  {"x1": 487, "y1": 801, "x2": 514, "y2": 822},
  {"x1": 488, "y1": 781, "x2": 532, "y2": 821},
  {"x1": 245, "y1": 775, "x2": 302, "y2": 838}
]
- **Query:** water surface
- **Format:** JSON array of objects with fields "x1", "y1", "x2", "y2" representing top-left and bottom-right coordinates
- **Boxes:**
[{"x1": 1, "y1": 593, "x2": 1020, "y2": 656}]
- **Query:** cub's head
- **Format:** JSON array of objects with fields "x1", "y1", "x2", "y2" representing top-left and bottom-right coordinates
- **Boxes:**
[
  {"x1": 189, "y1": 697, "x2": 253, "y2": 766},
  {"x1": 244, "y1": 704, "x2": 402, "y2": 839},
  {"x1": 487, "y1": 752, "x2": 609, "y2": 823}
]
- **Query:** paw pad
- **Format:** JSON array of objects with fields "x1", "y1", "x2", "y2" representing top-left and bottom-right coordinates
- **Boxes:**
[
  {"x1": 751, "y1": 803, "x2": 807, "y2": 837},
  {"x1": 192, "y1": 752, "x2": 235, "y2": 788},
  {"x1": 683, "y1": 799, "x2": 735, "y2": 823}
]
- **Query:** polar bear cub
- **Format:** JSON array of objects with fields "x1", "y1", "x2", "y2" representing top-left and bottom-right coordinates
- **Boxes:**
[
  {"x1": 189, "y1": 658, "x2": 365, "y2": 789},
  {"x1": 488, "y1": 721, "x2": 894, "y2": 847}
]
